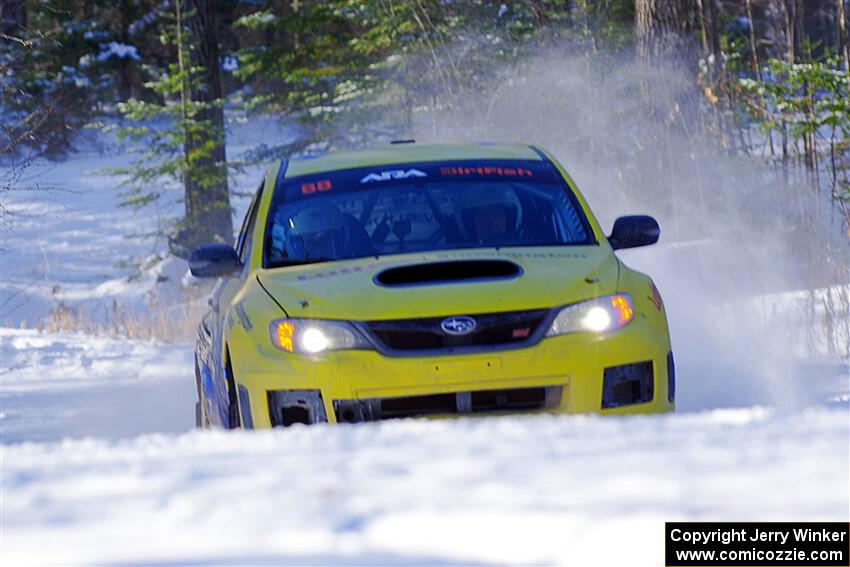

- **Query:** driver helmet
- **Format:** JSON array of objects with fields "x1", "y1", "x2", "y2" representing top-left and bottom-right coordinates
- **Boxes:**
[
  {"x1": 457, "y1": 185, "x2": 521, "y2": 242},
  {"x1": 284, "y1": 201, "x2": 349, "y2": 260}
]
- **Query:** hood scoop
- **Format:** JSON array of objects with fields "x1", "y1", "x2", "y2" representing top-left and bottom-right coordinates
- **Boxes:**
[{"x1": 375, "y1": 260, "x2": 523, "y2": 287}]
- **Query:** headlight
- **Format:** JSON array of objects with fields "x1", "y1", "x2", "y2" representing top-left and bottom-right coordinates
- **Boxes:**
[
  {"x1": 269, "y1": 318, "x2": 371, "y2": 354},
  {"x1": 546, "y1": 294, "x2": 634, "y2": 336}
]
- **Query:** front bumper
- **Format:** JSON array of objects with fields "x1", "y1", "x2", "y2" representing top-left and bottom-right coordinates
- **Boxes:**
[{"x1": 230, "y1": 311, "x2": 674, "y2": 427}]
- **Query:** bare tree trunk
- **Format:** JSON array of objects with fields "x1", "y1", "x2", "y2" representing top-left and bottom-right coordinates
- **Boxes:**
[
  {"x1": 775, "y1": 0, "x2": 798, "y2": 180},
  {"x1": 781, "y1": 0, "x2": 795, "y2": 62},
  {"x1": 746, "y1": 1, "x2": 764, "y2": 82},
  {"x1": 635, "y1": 0, "x2": 700, "y2": 237},
  {"x1": 175, "y1": 0, "x2": 192, "y2": 217},
  {"x1": 636, "y1": 0, "x2": 699, "y2": 65},
  {"x1": 118, "y1": 0, "x2": 132, "y2": 101},
  {"x1": 573, "y1": 0, "x2": 590, "y2": 39},
  {"x1": 635, "y1": 0, "x2": 701, "y2": 127},
  {"x1": 780, "y1": 0, "x2": 806, "y2": 62},
  {"x1": 696, "y1": 0, "x2": 720, "y2": 62},
  {"x1": 795, "y1": 0, "x2": 806, "y2": 60},
  {"x1": 746, "y1": 0, "x2": 775, "y2": 157},
  {"x1": 839, "y1": 0, "x2": 850, "y2": 69},
  {"x1": 696, "y1": 0, "x2": 721, "y2": 133},
  {"x1": 176, "y1": 0, "x2": 233, "y2": 253}
]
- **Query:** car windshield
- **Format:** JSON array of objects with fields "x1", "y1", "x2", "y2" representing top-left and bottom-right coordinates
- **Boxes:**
[{"x1": 264, "y1": 160, "x2": 594, "y2": 268}]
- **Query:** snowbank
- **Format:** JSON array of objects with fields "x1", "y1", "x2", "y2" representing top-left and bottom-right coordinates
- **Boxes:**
[
  {"x1": 0, "y1": 328, "x2": 195, "y2": 443},
  {"x1": 2, "y1": 407, "x2": 847, "y2": 566}
]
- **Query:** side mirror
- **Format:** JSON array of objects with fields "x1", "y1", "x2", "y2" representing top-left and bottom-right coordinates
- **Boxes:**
[
  {"x1": 608, "y1": 215, "x2": 660, "y2": 250},
  {"x1": 189, "y1": 244, "x2": 240, "y2": 278}
]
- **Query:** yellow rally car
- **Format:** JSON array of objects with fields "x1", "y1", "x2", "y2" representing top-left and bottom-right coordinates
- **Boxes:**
[{"x1": 190, "y1": 142, "x2": 674, "y2": 428}]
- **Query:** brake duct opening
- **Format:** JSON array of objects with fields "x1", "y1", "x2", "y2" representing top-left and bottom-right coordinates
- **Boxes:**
[
  {"x1": 601, "y1": 361, "x2": 654, "y2": 409},
  {"x1": 268, "y1": 390, "x2": 328, "y2": 426}
]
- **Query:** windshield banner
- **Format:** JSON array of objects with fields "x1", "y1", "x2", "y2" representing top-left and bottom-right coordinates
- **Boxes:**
[{"x1": 279, "y1": 160, "x2": 561, "y2": 201}]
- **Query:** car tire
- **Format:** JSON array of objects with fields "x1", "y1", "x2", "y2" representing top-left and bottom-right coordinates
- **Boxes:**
[
  {"x1": 194, "y1": 356, "x2": 210, "y2": 429},
  {"x1": 224, "y1": 350, "x2": 242, "y2": 429}
]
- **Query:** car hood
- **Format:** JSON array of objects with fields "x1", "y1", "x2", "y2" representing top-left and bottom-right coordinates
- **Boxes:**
[{"x1": 257, "y1": 247, "x2": 619, "y2": 320}]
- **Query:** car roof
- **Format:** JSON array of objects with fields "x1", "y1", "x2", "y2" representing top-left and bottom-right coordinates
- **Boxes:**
[{"x1": 281, "y1": 143, "x2": 544, "y2": 178}]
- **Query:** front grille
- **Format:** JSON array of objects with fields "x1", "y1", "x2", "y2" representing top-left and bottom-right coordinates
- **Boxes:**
[
  {"x1": 381, "y1": 393, "x2": 457, "y2": 418},
  {"x1": 362, "y1": 308, "x2": 550, "y2": 353},
  {"x1": 470, "y1": 387, "x2": 547, "y2": 412},
  {"x1": 334, "y1": 385, "x2": 563, "y2": 423}
]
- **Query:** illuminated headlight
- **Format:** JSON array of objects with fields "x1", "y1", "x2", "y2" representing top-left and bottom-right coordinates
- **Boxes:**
[
  {"x1": 269, "y1": 318, "x2": 371, "y2": 354},
  {"x1": 546, "y1": 294, "x2": 635, "y2": 336}
]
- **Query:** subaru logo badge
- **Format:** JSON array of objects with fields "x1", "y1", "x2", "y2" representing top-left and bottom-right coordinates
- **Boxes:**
[{"x1": 441, "y1": 316, "x2": 477, "y2": 336}]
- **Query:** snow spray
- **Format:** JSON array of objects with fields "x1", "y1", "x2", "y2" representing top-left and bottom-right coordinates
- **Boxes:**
[{"x1": 403, "y1": 50, "x2": 849, "y2": 411}]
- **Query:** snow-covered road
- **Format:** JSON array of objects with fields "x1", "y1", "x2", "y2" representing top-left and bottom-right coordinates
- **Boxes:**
[{"x1": 2, "y1": 406, "x2": 847, "y2": 566}]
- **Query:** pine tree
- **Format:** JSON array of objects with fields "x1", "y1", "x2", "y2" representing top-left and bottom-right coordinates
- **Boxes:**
[{"x1": 112, "y1": 0, "x2": 233, "y2": 258}]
